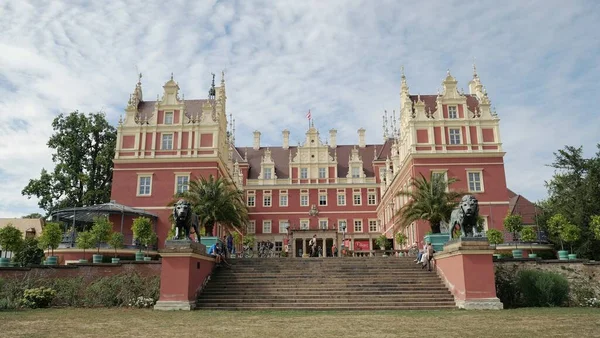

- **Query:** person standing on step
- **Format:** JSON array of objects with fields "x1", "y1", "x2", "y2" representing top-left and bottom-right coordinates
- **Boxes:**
[
  {"x1": 309, "y1": 235, "x2": 317, "y2": 257},
  {"x1": 226, "y1": 232, "x2": 234, "y2": 257}
]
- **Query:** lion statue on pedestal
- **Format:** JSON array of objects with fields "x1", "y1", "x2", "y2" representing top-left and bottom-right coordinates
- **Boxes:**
[
  {"x1": 449, "y1": 195, "x2": 480, "y2": 239},
  {"x1": 172, "y1": 199, "x2": 200, "y2": 242}
]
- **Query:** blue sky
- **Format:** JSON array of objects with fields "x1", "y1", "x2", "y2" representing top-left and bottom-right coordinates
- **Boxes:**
[{"x1": 0, "y1": 0, "x2": 599, "y2": 218}]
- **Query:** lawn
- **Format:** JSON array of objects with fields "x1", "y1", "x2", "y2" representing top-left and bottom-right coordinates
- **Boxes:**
[{"x1": 0, "y1": 308, "x2": 599, "y2": 338}]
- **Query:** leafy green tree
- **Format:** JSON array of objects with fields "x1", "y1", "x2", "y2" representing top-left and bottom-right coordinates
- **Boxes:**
[
  {"x1": 132, "y1": 217, "x2": 153, "y2": 252},
  {"x1": 13, "y1": 238, "x2": 45, "y2": 266},
  {"x1": 520, "y1": 227, "x2": 536, "y2": 254},
  {"x1": 107, "y1": 232, "x2": 125, "y2": 258},
  {"x1": 546, "y1": 213, "x2": 572, "y2": 251},
  {"x1": 537, "y1": 144, "x2": 600, "y2": 259},
  {"x1": 504, "y1": 214, "x2": 524, "y2": 248},
  {"x1": 560, "y1": 223, "x2": 580, "y2": 254},
  {"x1": 76, "y1": 231, "x2": 94, "y2": 261},
  {"x1": 175, "y1": 175, "x2": 249, "y2": 236},
  {"x1": 590, "y1": 215, "x2": 600, "y2": 241},
  {"x1": 22, "y1": 213, "x2": 43, "y2": 219},
  {"x1": 90, "y1": 217, "x2": 113, "y2": 253},
  {"x1": 394, "y1": 173, "x2": 465, "y2": 234},
  {"x1": 486, "y1": 229, "x2": 504, "y2": 249},
  {"x1": 0, "y1": 224, "x2": 24, "y2": 258},
  {"x1": 395, "y1": 232, "x2": 407, "y2": 249},
  {"x1": 21, "y1": 111, "x2": 116, "y2": 215},
  {"x1": 243, "y1": 234, "x2": 256, "y2": 247},
  {"x1": 38, "y1": 222, "x2": 63, "y2": 256}
]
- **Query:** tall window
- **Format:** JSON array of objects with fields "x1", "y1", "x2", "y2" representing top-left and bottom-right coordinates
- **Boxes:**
[
  {"x1": 468, "y1": 171, "x2": 483, "y2": 192},
  {"x1": 247, "y1": 221, "x2": 256, "y2": 234},
  {"x1": 448, "y1": 106, "x2": 457, "y2": 119},
  {"x1": 247, "y1": 195, "x2": 255, "y2": 207},
  {"x1": 319, "y1": 195, "x2": 327, "y2": 206},
  {"x1": 337, "y1": 194, "x2": 346, "y2": 206},
  {"x1": 300, "y1": 220, "x2": 309, "y2": 230},
  {"x1": 353, "y1": 193, "x2": 361, "y2": 205},
  {"x1": 300, "y1": 168, "x2": 308, "y2": 179},
  {"x1": 338, "y1": 220, "x2": 347, "y2": 233},
  {"x1": 319, "y1": 167, "x2": 326, "y2": 178},
  {"x1": 264, "y1": 168, "x2": 272, "y2": 179},
  {"x1": 449, "y1": 129, "x2": 461, "y2": 145},
  {"x1": 300, "y1": 195, "x2": 309, "y2": 206},
  {"x1": 369, "y1": 220, "x2": 378, "y2": 232},
  {"x1": 164, "y1": 112, "x2": 174, "y2": 124},
  {"x1": 367, "y1": 193, "x2": 376, "y2": 205},
  {"x1": 354, "y1": 220, "x2": 363, "y2": 232},
  {"x1": 351, "y1": 167, "x2": 360, "y2": 178},
  {"x1": 319, "y1": 220, "x2": 328, "y2": 230},
  {"x1": 175, "y1": 175, "x2": 189, "y2": 194},
  {"x1": 280, "y1": 194, "x2": 288, "y2": 207},
  {"x1": 262, "y1": 221, "x2": 272, "y2": 234},
  {"x1": 263, "y1": 195, "x2": 272, "y2": 207},
  {"x1": 279, "y1": 221, "x2": 289, "y2": 234},
  {"x1": 162, "y1": 134, "x2": 173, "y2": 150},
  {"x1": 138, "y1": 176, "x2": 151, "y2": 195}
]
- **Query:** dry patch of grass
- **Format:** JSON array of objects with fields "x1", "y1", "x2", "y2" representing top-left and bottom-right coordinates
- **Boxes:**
[{"x1": 0, "y1": 308, "x2": 599, "y2": 338}]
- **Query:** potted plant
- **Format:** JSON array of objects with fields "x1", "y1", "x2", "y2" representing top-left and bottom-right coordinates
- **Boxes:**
[
  {"x1": 76, "y1": 231, "x2": 94, "y2": 263},
  {"x1": 486, "y1": 229, "x2": 504, "y2": 259},
  {"x1": 375, "y1": 234, "x2": 388, "y2": 250},
  {"x1": 520, "y1": 227, "x2": 537, "y2": 258},
  {"x1": 0, "y1": 224, "x2": 23, "y2": 267},
  {"x1": 38, "y1": 222, "x2": 63, "y2": 265},
  {"x1": 547, "y1": 213, "x2": 571, "y2": 260},
  {"x1": 503, "y1": 214, "x2": 524, "y2": 258},
  {"x1": 108, "y1": 232, "x2": 125, "y2": 263},
  {"x1": 132, "y1": 217, "x2": 153, "y2": 261},
  {"x1": 90, "y1": 216, "x2": 113, "y2": 263},
  {"x1": 144, "y1": 232, "x2": 157, "y2": 261},
  {"x1": 395, "y1": 232, "x2": 407, "y2": 256},
  {"x1": 560, "y1": 223, "x2": 580, "y2": 260}
]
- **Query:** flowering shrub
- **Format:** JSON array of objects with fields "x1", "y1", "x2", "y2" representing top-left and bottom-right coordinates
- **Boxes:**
[
  {"x1": 127, "y1": 296, "x2": 156, "y2": 308},
  {"x1": 583, "y1": 297, "x2": 600, "y2": 308},
  {"x1": 21, "y1": 287, "x2": 56, "y2": 309}
]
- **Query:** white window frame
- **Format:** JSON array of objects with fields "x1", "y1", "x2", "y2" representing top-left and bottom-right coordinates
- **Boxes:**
[
  {"x1": 318, "y1": 219, "x2": 328, "y2": 230},
  {"x1": 337, "y1": 193, "x2": 346, "y2": 206},
  {"x1": 467, "y1": 170, "x2": 484, "y2": 193},
  {"x1": 263, "y1": 167, "x2": 272, "y2": 179},
  {"x1": 279, "y1": 194, "x2": 288, "y2": 207},
  {"x1": 353, "y1": 219, "x2": 363, "y2": 233},
  {"x1": 247, "y1": 220, "x2": 256, "y2": 234},
  {"x1": 247, "y1": 195, "x2": 255, "y2": 207},
  {"x1": 449, "y1": 128, "x2": 461, "y2": 145},
  {"x1": 300, "y1": 219, "x2": 309, "y2": 230},
  {"x1": 137, "y1": 175, "x2": 152, "y2": 196},
  {"x1": 279, "y1": 220, "x2": 289, "y2": 234},
  {"x1": 367, "y1": 193, "x2": 377, "y2": 205},
  {"x1": 319, "y1": 194, "x2": 327, "y2": 206},
  {"x1": 161, "y1": 133, "x2": 173, "y2": 150},
  {"x1": 351, "y1": 166, "x2": 360, "y2": 178},
  {"x1": 353, "y1": 193, "x2": 362, "y2": 206},
  {"x1": 480, "y1": 216, "x2": 489, "y2": 232},
  {"x1": 337, "y1": 220, "x2": 347, "y2": 233},
  {"x1": 164, "y1": 111, "x2": 174, "y2": 125},
  {"x1": 300, "y1": 194, "x2": 309, "y2": 207},
  {"x1": 262, "y1": 220, "x2": 272, "y2": 234},
  {"x1": 174, "y1": 174, "x2": 190, "y2": 194},
  {"x1": 448, "y1": 106, "x2": 458, "y2": 119},
  {"x1": 431, "y1": 170, "x2": 449, "y2": 192},
  {"x1": 318, "y1": 167, "x2": 326, "y2": 179},
  {"x1": 300, "y1": 168, "x2": 308, "y2": 179},
  {"x1": 368, "y1": 219, "x2": 379, "y2": 232},
  {"x1": 263, "y1": 195, "x2": 272, "y2": 207}
]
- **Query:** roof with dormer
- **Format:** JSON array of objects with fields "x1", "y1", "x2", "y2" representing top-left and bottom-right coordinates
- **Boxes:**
[
  {"x1": 409, "y1": 94, "x2": 481, "y2": 115},
  {"x1": 137, "y1": 99, "x2": 209, "y2": 115}
]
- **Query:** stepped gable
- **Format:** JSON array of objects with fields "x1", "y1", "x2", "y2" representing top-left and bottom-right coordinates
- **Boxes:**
[
  {"x1": 408, "y1": 94, "x2": 480, "y2": 114},
  {"x1": 197, "y1": 257, "x2": 457, "y2": 310}
]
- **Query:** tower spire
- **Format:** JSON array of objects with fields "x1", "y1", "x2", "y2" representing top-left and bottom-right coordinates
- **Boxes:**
[
  {"x1": 392, "y1": 109, "x2": 398, "y2": 138},
  {"x1": 383, "y1": 110, "x2": 389, "y2": 139}
]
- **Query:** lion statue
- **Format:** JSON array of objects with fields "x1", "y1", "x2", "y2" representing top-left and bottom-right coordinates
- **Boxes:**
[
  {"x1": 449, "y1": 195, "x2": 480, "y2": 239},
  {"x1": 172, "y1": 199, "x2": 201, "y2": 242}
]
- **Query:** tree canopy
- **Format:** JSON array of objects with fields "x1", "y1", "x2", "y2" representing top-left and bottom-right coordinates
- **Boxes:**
[
  {"x1": 537, "y1": 143, "x2": 600, "y2": 259},
  {"x1": 0, "y1": 224, "x2": 24, "y2": 258},
  {"x1": 38, "y1": 222, "x2": 63, "y2": 256},
  {"x1": 21, "y1": 111, "x2": 116, "y2": 215}
]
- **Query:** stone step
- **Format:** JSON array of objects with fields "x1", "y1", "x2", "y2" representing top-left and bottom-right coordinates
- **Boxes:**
[
  {"x1": 204, "y1": 281, "x2": 441, "y2": 287},
  {"x1": 203, "y1": 286, "x2": 451, "y2": 293},
  {"x1": 195, "y1": 302, "x2": 456, "y2": 309},
  {"x1": 195, "y1": 305, "x2": 457, "y2": 310},
  {"x1": 198, "y1": 294, "x2": 454, "y2": 301},
  {"x1": 201, "y1": 290, "x2": 452, "y2": 296}
]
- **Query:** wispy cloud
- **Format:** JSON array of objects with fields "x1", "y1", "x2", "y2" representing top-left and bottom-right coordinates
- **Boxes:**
[{"x1": 1, "y1": 0, "x2": 599, "y2": 217}]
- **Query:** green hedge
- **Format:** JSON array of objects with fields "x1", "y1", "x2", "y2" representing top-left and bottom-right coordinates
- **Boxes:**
[
  {"x1": 0, "y1": 272, "x2": 159, "y2": 310},
  {"x1": 495, "y1": 266, "x2": 570, "y2": 308}
]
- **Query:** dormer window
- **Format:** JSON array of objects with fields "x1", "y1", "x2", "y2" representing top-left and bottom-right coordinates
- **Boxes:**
[
  {"x1": 164, "y1": 112, "x2": 174, "y2": 124},
  {"x1": 448, "y1": 106, "x2": 458, "y2": 119},
  {"x1": 300, "y1": 168, "x2": 308, "y2": 179},
  {"x1": 319, "y1": 168, "x2": 326, "y2": 179},
  {"x1": 351, "y1": 167, "x2": 360, "y2": 178},
  {"x1": 264, "y1": 168, "x2": 272, "y2": 179}
]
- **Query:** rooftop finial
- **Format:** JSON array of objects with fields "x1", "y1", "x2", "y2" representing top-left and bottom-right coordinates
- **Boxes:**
[
  {"x1": 170, "y1": 72, "x2": 173, "y2": 81},
  {"x1": 221, "y1": 70, "x2": 225, "y2": 84},
  {"x1": 401, "y1": 65, "x2": 405, "y2": 79},
  {"x1": 473, "y1": 57, "x2": 478, "y2": 78},
  {"x1": 138, "y1": 72, "x2": 142, "y2": 85},
  {"x1": 447, "y1": 69, "x2": 451, "y2": 76}
]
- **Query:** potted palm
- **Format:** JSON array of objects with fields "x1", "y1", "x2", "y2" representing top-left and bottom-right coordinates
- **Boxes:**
[
  {"x1": 547, "y1": 213, "x2": 571, "y2": 260},
  {"x1": 395, "y1": 232, "x2": 407, "y2": 257},
  {"x1": 38, "y1": 222, "x2": 63, "y2": 265},
  {"x1": 90, "y1": 216, "x2": 113, "y2": 263},
  {"x1": 132, "y1": 217, "x2": 153, "y2": 261},
  {"x1": 0, "y1": 224, "x2": 23, "y2": 267},
  {"x1": 108, "y1": 232, "x2": 124, "y2": 263},
  {"x1": 503, "y1": 214, "x2": 524, "y2": 258},
  {"x1": 76, "y1": 231, "x2": 94, "y2": 263},
  {"x1": 520, "y1": 227, "x2": 537, "y2": 258},
  {"x1": 560, "y1": 223, "x2": 580, "y2": 260},
  {"x1": 486, "y1": 229, "x2": 503, "y2": 259}
]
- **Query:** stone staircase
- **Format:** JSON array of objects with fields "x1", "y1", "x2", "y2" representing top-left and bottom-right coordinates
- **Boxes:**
[{"x1": 196, "y1": 257, "x2": 456, "y2": 310}]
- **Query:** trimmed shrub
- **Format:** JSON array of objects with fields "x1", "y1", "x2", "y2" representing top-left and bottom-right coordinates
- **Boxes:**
[
  {"x1": 517, "y1": 269, "x2": 569, "y2": 307},
  {"x1": 21, "y1": 287, "x2": 56, "y2": 308},
  {"x1": 495, "y1": 265, "x2": 521, "y2": 308}
]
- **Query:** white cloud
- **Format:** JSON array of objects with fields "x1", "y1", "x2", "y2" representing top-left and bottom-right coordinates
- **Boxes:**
[{"x1": 0, "y1": 0, "x2": 599, "y2": 217}]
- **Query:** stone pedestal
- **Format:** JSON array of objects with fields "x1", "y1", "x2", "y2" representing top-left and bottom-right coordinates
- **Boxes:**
[
  {"x1": 154, "y1": 241, "x2": 214, "y2": 311},
  {"x1": 434, "y1": 238, "x2": 503, "y2": 310}
]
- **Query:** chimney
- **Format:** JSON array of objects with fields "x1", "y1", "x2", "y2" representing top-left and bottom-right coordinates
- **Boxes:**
[
  {"x1": 282, "y1": 129, "x2": 290, "y2": 149},
  {"x1": 253, "y1": 130, "x2": 261, "y2": 150},
  {"x1": 358, "y1": 128, "x2": 366, "y2": 148},
  {"x1": 329, "y1": 129, "x2": 337, "y2": 148}
]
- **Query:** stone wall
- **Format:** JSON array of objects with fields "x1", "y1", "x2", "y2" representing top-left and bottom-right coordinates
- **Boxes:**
[{"x1": 0, "y1": 262, "x2": 161, "y2": 284}]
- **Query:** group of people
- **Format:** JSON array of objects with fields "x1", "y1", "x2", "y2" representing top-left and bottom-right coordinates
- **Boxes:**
[
  {"x1": 412, "y1": 240, "x2": 435, "y2": 271},
  {"x1": 207, "y1": 233, "x2": 235, "y2": 268}
]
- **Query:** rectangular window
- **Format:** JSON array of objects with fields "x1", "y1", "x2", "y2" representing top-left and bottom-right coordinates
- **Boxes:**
[
  {"x1": 279, "y1": 194, "x2": 288, "y2": 207},
  {"x1": 369, "y1": 220, "x2": 378, "y2": 232},
  {"x1": 263, "y1": 195, "x2": 272, "y2": 207},
  {"x1": 319, "y1": 220, "x2": 328, "y2": 230},
  {"x1": 448, "y1": 106, "x2": 457, "y2": 119},
  {"x1": 279, "y1": 221, "x2": 289, "y2": 234},
  {"x1": 449, "y1": 128, "x2": 461, "y2": 145},
  {"x1": 351, "y1": 167, "x2": 360, "y2": 178},
  {"x1": 379, "y1": 167, "x2": 386, "y2": 179},
  {"x1": 275, "y1": 241, "x2": 283, "y2": 252},
  {"x1": 175, "y1": 175, "x2": 189, "y2": 194},
  {"x1": 264, "y1": 167, "x2": 272, "y2": 179},
  {"x1": 164, "y1": 112, "x2": 174, "y2": 124},
  {"x1": 161, "y1": 134, "x2": 173, "y2": 150},
  {"x1": 319, "y1": 167, "x2": 326, "y2": 178},
  {"x1": 300, "y1": 195, "x2": 309, "y2": 206},
  {"x1": 367, "y1": 193, "x2": 376, "y2": 205},
  {"x1": 300, "y1": 168, "x2": 308, "y2": 179},
  {"x1": 354, "y1": 220, "x2": 363, "y2": 233},
  {"x1": 319, "y1": 195, "x2": 327, "y2": 206},
  {"x1": 247, "y1": 195, "x2": 255, "y2": 207},
  {"x1": 353, "y1": 193, "x2": 361, "y2": 205},
  {"x1": 468, "y1": 171, "x2": 483, "y2": 192},
  {"x1": 300, "y1": 220, "x2": 309, "y2": 230},
  {"x1": 338, "y1": 220, "x2": 347, "y2": 233},
  {"x1": 138, "y1": 176, "x2": 151, "y2": 196},
  {"x1": 337, "y1": 194, "x2": 346, "y2": 206},
  {"x1": 262, "y1": 221, "x2": 272, "y2": 234},
  {"x1": 247, "y1": 221, "x2": 256, "y2": 234}
]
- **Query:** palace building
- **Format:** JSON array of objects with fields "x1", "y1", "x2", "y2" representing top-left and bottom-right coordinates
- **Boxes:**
[{"x1": 110, "y1": 67, "x2": 520, "y2": 256}]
